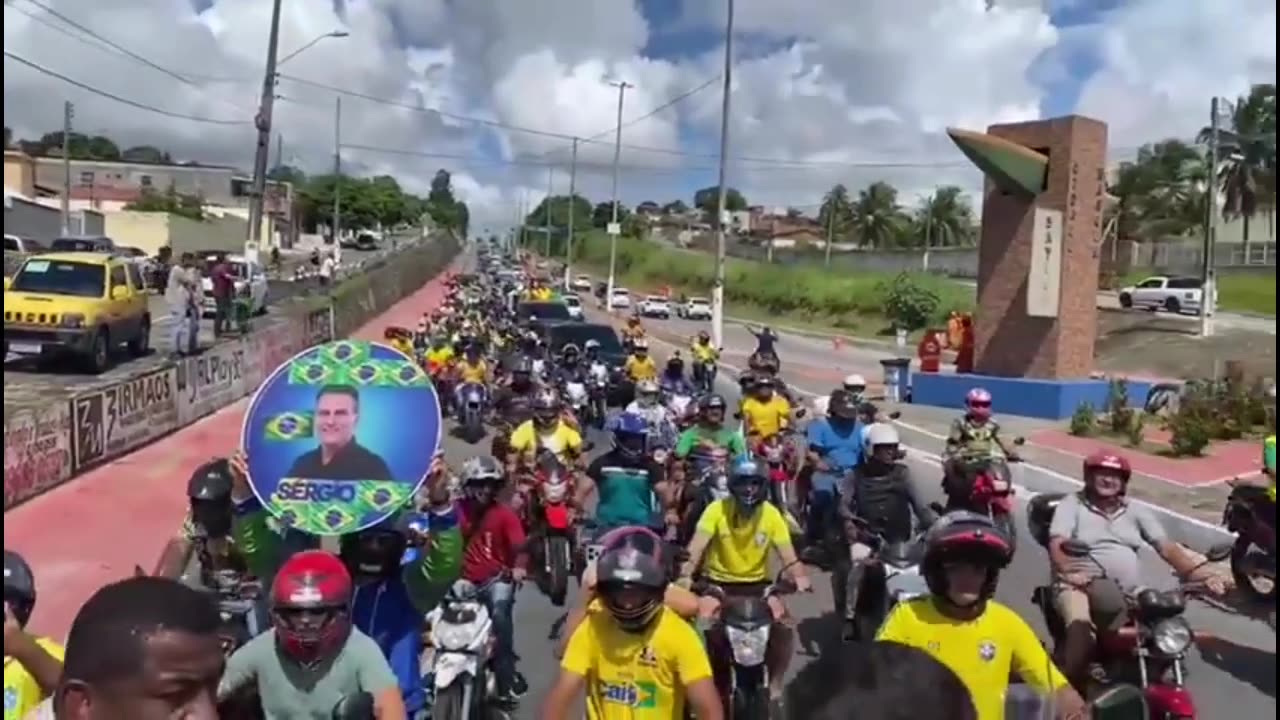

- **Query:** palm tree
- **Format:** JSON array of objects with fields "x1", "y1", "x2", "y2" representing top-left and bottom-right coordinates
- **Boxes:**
[
  {"x1": 852, "y1": 181, "x2": 908, "y2": 248},
  {"x1": 818, "y1": 184, "x2": 855, "y2": 235},
  {"x1": 1108, "y1": 139, "x2": 1208, "y2": 241},
  {"x1": 914, "y1": 186, "x2": 975, "y2": 248},
  {"x1": 1198, "y1": 83, "x2": 1278, "y2": 251}
]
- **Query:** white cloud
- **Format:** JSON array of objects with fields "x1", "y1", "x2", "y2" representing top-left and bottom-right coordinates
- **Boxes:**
[{"x1": 2, "y1": 0, "x2": 1274, "y2": 233}]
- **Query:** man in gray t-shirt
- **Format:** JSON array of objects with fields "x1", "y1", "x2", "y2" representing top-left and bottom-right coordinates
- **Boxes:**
[
  {"x1": 1048, "y1": 492, "x2": 1167, "y2": 591},
  {"x1": 218, "y1": 627, "x2": 403, "y2": 720}
]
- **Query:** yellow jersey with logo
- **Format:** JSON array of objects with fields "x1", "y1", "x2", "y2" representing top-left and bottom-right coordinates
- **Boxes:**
[
  {"x1": 695, "y1": 499, "x2": 791, "y2": 583},
  {"x1": 457, "y1": 359, "x2": 488, "y2": 384},
  {"x1": 4, "y1": 638, "x2": 64, "y2": 720},
  {"x1": 690, "y1": 342, "x2": 717, "y2": 363},
  {"x1": 509, "y1": 419, "x2": 583, "y2": 465},
  {"x1": 741, "y1": 396, "x2": 791, "y2": 438},
  {"x1": 876, "y1": 597, "x2": 1068, "y2": 720},
  {"x1": 624, "y1": 356, "x2": 657, "y2": 382},
  {"x1": 562, "y1": 601, "x2": 712, "y2": 720}
]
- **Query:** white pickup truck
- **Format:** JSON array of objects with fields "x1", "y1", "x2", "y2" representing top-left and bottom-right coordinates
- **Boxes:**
[
  {"x1": 639, "y1": 295, "x2": 672, "y2": 319},
  {"x1": 1118, "y1": 275, "x2": 1215, "y2": 315}
]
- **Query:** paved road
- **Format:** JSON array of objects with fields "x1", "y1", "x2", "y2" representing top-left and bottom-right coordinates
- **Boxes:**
[{"x1": 5, "y1": 257, "x2": 1273, "y2": 719}]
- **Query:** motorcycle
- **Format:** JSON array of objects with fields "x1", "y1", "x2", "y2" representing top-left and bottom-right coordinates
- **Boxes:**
[
  {"x1": 693, "y1": 357, "x2": 718, "y2": 393},
  {"x1": 697, "y1": 563, "x2": 798, "y2": 719},
  {"x1": 1027, "y1": 493, "x2": 1232, "y2": 719},
  {"x1": 840, "y1": 519, "x2": 927, "y2": 642},
  {"x1": 209, "y1": 572, "x2": 267, "y2": 657},
  {"x1": 563, "y1": 378, "x2": 591, "y2": 428},
  {"x1": 424, "y1": 576, "x2": 506, "y2": 720},
  {"x1": 456, "y1": 382, "x2": 487, "y2": 443},
  {"x1": 678, "y1": 448, "x2": 732, "y2": 544},
  {"x1": 942, "y1": 438, "x2": 1025, "y2": 554},
  {"x1": 530, "y1": 457, "x2": 577, "y2": 606},
  {"x1": 754, "y1": 433, "x2": 801, "y2": 522},
  {"x1": 1221, "y1": 483, "x2": 1276, "y2": 602}
]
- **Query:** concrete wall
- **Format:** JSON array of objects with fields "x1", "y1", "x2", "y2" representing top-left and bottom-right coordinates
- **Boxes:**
[
  {"x1": 731, "y1": 242, "x2": 983, "y2": 278},
  {"x1": 4, "y1": 195, "x2": 104, "y2": 245},
  {"x1": 104, "y1": 211, "x2": 247, "y2": 256}
]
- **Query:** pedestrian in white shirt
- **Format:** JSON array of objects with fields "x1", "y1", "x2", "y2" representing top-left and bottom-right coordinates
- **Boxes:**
[{"x1": 319, "y1": 253, "x2": 336, "y2": 288}]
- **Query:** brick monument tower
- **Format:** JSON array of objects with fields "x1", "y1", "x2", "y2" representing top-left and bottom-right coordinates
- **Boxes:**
[{"x1": 947, "y1": 116, "x2": 1108, "y2": 379}]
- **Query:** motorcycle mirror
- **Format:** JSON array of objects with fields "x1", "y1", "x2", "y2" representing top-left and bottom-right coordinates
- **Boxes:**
[
  {"x1": 929, "y1": 501, "x2": 946, "y2": 516},
  {"x1": 888, "y1": 410, "x2": 902, "y2": 420},
  {"x1": 1013, "y1": 436, "x2": 1027, "y2": 446},
  {"x1": 1087, "y1": 683, "x2": 1148, "y2": 720},
  {"x1": 795, "y1": 408, "x2": 808, "y2": 418},
  {"x1": 1060, "y1": 539, "x2": 1092, "y2": 558},
  {"x1": 133, "y1": 565, "x2": 149, "y2": 578},
  {"x1": 1204, "y1": 543, "x2": 1233, "y2": 563},
  {"x1": 331, "y1": 691, "x2": 375, "y2": 720},
  {"x1": 582, "y1": 440, "x2": 596, "y2": 452},
  {"x1": 733, "y1": 412, "x2": 743, "y2": 420}
]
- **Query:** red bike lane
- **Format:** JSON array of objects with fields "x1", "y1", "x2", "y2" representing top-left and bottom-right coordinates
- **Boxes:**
[{"x1": 3, "y1": 269, "x2": 454, "y2": 640}]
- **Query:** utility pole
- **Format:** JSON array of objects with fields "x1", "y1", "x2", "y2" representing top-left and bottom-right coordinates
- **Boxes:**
[
  {"x1": 710, "y1": 0, "x2": 735, "y2": 348},
  {"x1": 245, "y1": 0, "x2": 285, "y2": 264},
  {"x1": 1200, "y1": 96, "x2": 1220, "y2": 339},
  {"x1": 606, "y1": 80, "x2": 633, "y2": 310},
  {"x1": 544, "y1": 166, "x2": 554, "y2": 257},
  {"x1": 60, "y1": 101, "x2": 73, "y2": 235},
  {"x1": 267, "y1": 133, "x2": 283, "y2": 250},
  {"x1": 824, "y1": 199, "x2": 835, "y2": 267},
  {"x1": 564, "y1": 138, "x2": 579, "y2": 286},
  {"x1": 332, "y1": 97, "x2": 343, "y2": 263}
]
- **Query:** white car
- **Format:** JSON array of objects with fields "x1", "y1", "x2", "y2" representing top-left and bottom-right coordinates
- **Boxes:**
[
  {"x1": 609, "y1": 287, "x2": 632, "y2": 309},
  {"x1": 571, "y1": 274, "x2": 593, "y2": 292},
  {"x1": 562, "y1": 293, "x2": 584, "y2": 320},
  {"x1": 202, "y1": 255, "x2": 269, "y2": 317},
  {"x1": 679, "y1": 296, "x2": 713, "y2": 320},
  {"x1": 1118, "y1": 275, "x2": 1215, "y2": 314},
  {"x1": 639, "y1": 295, "x2": 672, "y2": 319}
]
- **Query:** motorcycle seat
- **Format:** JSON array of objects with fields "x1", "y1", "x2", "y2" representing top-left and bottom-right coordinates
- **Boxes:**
[
  {"x1": 1134, "y1": 588, "x2": 1185, "y2": 619},
  {"x1": 1026, "y1": 492, "x2": 1068, "y2": 548}
]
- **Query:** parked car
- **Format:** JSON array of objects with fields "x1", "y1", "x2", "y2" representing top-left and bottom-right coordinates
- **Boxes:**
[
  {"x1": 609, "y1": 287, "x2": 632, "y2": 309},
  {"x1": 562, "y1": 293, "x2": 584, "y2": 321},
  {"x1": 50, "y1": 235, "x2": 115, "y2": 253},
  {"x1": 678, "y1": 296, "x2": 713, "y2": 320},
  {"x1": 571, "y1": 274, "x2": 593, "y2": 292},
  {"x1": 639, "y1": 295, "x2": 671, "y2": 319},
  {"x1": 4, "y1": 234, "x2": 44, "y2": 254},
  {"x1": 516, "y1": 300, "x2": 573, "y2": 324},
  {"x1": 3, "y1": 251, "x2": 151, "y2": 372},
  {"x1": 201, "y1": 255, "x2": 270, "y2": 318},
  {"x1": 1118, "y1": 275, "x2": 1215, "y2": 314}
]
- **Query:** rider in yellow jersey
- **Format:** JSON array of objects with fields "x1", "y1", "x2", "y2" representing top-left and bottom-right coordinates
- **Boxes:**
[
  {"x1": 507, "y1": 390, "x2": 584, "y2": 472},
  {"x1": 541, "y1": 538, "x2": 723, "y2": 720},
  {"x1": 877, "y1": 512, "x2": 1086, "y2": 720},
  {"x1": 452, "y1": 341, "x2": 491, "y2": 409},
  {"x1": 739, "y1": 375, "x2": 792, "y2": 441},
  {"x1": 678, "y1": 461, "x2": 810, "y2": 705},
  {"x1": 424, "y1": 335, "x2": 455, "y2": 375},
  {"x1": 623, "y1": 339, "x2": 658, "y2": 383},
  {"x1": 621, "y1": 316, "x2": 646, "y2": 344}
]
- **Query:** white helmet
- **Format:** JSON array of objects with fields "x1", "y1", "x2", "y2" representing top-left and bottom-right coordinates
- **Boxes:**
[
  {"x1": 636, "y1": 379, "x2": 659, "y2": 395},
  {"x1": 863, "y1": 422, "x2": 900, "y2": 453},
  {"x1": 843, "y1": 374, "x2": 867, "y2": 390}
]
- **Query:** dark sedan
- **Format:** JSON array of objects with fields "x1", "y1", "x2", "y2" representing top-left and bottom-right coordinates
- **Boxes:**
[{"x1": 541, "y1": 321, "x2": 632, "y2": 406}]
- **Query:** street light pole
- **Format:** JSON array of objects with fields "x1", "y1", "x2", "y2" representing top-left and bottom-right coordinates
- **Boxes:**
[
  {"x1": 710, "y1": 0, "x2": 735, "y2": 349},
  {"x1": 564, "y1": 138, "x2": 579, "y2": 287},
  {"x1": 1200, "y1": 96, "x2": 1221, "y2": 339},
  {"x1": 332, "y1": 97, "x2": 343, "y2": 261},
  {"x1": 606, "y1": 80, "x2": 632, "y2": 311},
  {"x1": 245, "y1": 0, "x2": 285, "y2": 264},
  {"x1": 544, "y1": 166, "x2": 554, "y2": 257}
]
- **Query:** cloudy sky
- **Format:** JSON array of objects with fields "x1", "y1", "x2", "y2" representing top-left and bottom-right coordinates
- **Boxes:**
[{"x1": 3, "y1": 0, "x2": 1275, "y2": 233}]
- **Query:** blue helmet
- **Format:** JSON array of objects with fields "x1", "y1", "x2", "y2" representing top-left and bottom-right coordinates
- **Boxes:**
[
  {"x1": 609, "y1": 412, "x2": 649, "y2": 460},
  {"x1": 728, "y1": 458, "x2": 767, "y2": 510}
]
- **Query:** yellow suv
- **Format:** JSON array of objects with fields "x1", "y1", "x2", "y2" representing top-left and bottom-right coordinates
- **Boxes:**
[{"x1": 3, "y1": 252, "x2": 151, "y2": 373}]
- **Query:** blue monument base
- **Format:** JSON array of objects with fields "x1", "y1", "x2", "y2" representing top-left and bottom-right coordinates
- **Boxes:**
[{"x1": 910, "y1": 372, "x2": 1159, "y2": 421}]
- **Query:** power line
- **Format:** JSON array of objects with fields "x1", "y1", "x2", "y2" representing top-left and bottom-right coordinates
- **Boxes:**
[{"x1": 3, "y1": 51, "x2": 251, "y2": 126}]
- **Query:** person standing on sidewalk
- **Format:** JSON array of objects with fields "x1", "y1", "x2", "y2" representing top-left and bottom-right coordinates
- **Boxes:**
[
  {"x1": 210, "y1": 254, "x2": 235, "y2": 337},
  {"x1": 319, "y1": 251, "x2": 336, "y2": 290},
  {"x1": 164, "y1": 252, "x2": 198, "y2": 359}
]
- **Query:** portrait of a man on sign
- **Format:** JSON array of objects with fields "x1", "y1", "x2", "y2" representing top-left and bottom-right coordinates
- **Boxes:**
[{"x1": 286, "y1": 384, "x2": 393, "y2": 481}]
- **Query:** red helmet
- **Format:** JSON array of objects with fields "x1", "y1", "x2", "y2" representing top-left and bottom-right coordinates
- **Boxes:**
[
  {"x1": 270, "y1": 550, "x2": 353, "y2": 665},
  {"x1": 965, "y1": 387, "x2": 993, "y2": 421},
  {"x1": 1083, "y1": 450, "x2": 1131, "y2": 482}
]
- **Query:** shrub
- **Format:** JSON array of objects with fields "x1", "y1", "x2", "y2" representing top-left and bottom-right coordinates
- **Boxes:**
[
  {"x1": 879, "y1": 273, "x2": 941, "y2": 333},
  {"x1": 1069, "y1": 402, "x2": 1097, "y2": 437},
  {"x1": 1125, "y1": 412, "x2": 1147, "y2": 448},
  {"x1": 1107, "y1": 378, "x2": 1133, "y2": 435},
  {"x1": 1168, "y1": 408, "x2": 1211, "y2": 457}
]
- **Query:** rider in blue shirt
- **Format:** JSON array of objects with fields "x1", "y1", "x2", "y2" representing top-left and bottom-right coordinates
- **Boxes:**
[
  {"x1": 658, "y1": 355, "x2": 694, "y2": 396},
  {"x1": 803, "y1": 389, "x2": 865, "y2": 561}
]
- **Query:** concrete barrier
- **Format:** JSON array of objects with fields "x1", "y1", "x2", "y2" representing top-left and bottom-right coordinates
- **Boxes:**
[
  {"x1": 911, "y1": 371, "x2": 1159, "y2": 420},
  {"x1": 3, "y1": 232, "x2": 462, "y2": 510}
]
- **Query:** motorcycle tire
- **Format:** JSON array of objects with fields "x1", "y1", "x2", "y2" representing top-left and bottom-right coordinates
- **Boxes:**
[
  {"x1": 431, "y1": 682, "x2": 467, "y2": 720},
  {"x1": 732, "y1": 685, "x2": 771, "y2": 720},
  {"x1": 1230, "y1": 535, "x2": 1277, "y2": 602},
  {"x1": 547, "y1": 535, "x2": 572, "y2": 607},
  {"x1": 994, "y1": 512, "x2": 1018, "y2": 556},
  {"x1": 465, "y1": 411, "x2": 484, "y2": 444}
]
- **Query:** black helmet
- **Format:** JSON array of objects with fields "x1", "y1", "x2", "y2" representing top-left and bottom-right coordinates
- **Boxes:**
[
  {"x1": 828, "y1": 389, "x2": 859, "y2": 420},
  {"x1": 596, "y1": 531, "x2": 667, "y2": 633},
  {"x1": 666, "y1": 355, "x2": 684, "y2": 371},
  {"x1": 4, "y1": 549, "x2": 37, "y2": 627},
  {"x1": 187, "y1": 458, "x2": 234, "y2": 501},
  {"x1": 511, "y1": 357, "x2": 534, "y2": 376},
  {"x1": 921, "y1": 511, "x2": 1013, "y2": 605},
  {"x1": 339, "y1": 515, "x2": 408, "y2": 579},
  {"x1": 698, "y1": 393, "x2": 727, "y2": 413},
  {"x1": 728, "y1": 459, "x2": 767, "y2": 511}
]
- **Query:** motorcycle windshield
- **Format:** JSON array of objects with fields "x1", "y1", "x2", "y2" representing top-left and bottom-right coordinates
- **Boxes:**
[{"x1": 882, "y1": 541, "x2": 924, "y2": 567}]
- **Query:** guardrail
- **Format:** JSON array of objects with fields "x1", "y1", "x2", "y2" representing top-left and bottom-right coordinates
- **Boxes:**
[{"x1": 2, "y1": 232, "x2": 462, "y2": 510}]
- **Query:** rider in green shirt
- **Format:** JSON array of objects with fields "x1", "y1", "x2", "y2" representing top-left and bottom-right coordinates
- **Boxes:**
[{"x1": 673, "y1": 394, "x2": 747, "y2": 484}]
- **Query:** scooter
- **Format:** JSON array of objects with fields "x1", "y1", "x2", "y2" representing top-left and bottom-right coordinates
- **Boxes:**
[
  {"x1": 693, "y1": 357, "x2": 718, "y2": 394},
  {"x1": 697, "y1": 564, "x2": 798, "y2": 719},
  {"x1": 942, "y1": 438, "x2": 1025, "y2": 554},
  {"x1": 456, "y1": 382, "x2": 487, "y2": 443},
  {"x1": 424, "y1": 577, "x2": 507, "y2": 720},
  {"x1": 1220, "y1": 483, "x2": 1276, "y2": 602},
  {"x1": 841, "y1": 519, "x2": 927, "y2": 642},
  {"x1": 563, "y1": 379, "x2": 591, "y2": 429},
  {"x1": 587, "y1": 361, "x2": 610, "y2": 427}
]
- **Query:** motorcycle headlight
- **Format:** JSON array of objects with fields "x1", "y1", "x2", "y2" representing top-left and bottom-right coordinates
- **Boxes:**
[
  {"x1": 433, "y1": 622, "x2": 477, "y2": 651},
  {"x1": 1151, "y1": 617, "x2": 1192, "y2": 656},
  {"x1": 543, "y1": 480, "x2": 567, "y2": 503},
  {"x1": 725, "y1": 625, "x2": 770, "y2": 667}
]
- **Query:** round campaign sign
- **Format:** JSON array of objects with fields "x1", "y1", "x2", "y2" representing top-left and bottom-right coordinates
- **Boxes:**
[{"x1": 241, "y1": 339, "x2": 442, "y2": 536}]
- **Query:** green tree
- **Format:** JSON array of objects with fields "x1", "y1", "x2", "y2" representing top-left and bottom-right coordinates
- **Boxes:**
[
  {"x1": 852, "y1": 181, "x2": 909, "y2": 248},
  {"x1": 662, "y1": 199, "x2": 689, "y2": 215},
  {"x1": 1109, "y1": 139, "x2": 1208, "y2": 241},
  {"x1": 121, "y1": 145, "x2": 170, "y2": 164},
  {"x1": 817, "y1": 184, "x2": 855, "y2": 241},
  {"x1": 124, "y1": 186, "x2": 204, "y2": 221},
  {"x1": 525, "y1": 194, "x2": 594, "y2": 230},
  {"x1": 1198, "y1": 83, "x2": 1277, "y2": 249},
  {"x1": 636, "y1": 200, "x2": 661, "y2": 215},
  {"x1": 692, "y1": 186, "x2": 747, "y2": 217},
  {"x1": 913, "y1": 186, "x2": 975, "y2": 248},
  {"x1": 592, "y1": 201, "x2": 630, "y2": 229}
]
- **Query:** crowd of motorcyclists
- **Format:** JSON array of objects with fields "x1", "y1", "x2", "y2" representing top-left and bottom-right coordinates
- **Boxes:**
[{"x1": 4, "y1": 248, "x2": 1274, "y2": 720}]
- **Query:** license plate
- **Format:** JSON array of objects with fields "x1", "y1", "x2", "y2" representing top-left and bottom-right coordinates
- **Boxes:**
[{"x1": 10, "y1": 342, "x2": 42, "y2": 354}]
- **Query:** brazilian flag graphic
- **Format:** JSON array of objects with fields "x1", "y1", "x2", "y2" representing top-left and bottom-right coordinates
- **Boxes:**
[
  {"x1": 263, "y1": 411, "x2": 314, "y2": 441},
  {"x1": 323, "y1": 340, "x2": 369, "y2": 365},
  {"x1": 289, "y1": 356, "x2": 338, "y2": 386},
  {"x1": 347, "y1": 360, "x2": 387, "y2": 386},
  {"x1": 384, "y1": 359, "x2": 431, "y2": 388}
]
